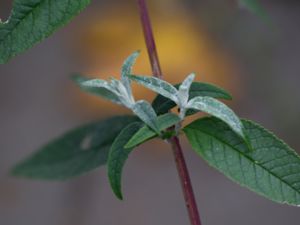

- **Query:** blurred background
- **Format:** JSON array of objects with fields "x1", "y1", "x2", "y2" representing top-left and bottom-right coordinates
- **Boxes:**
[{"x1": 1, "y1": 0, "x2": 300, "y2": 224}]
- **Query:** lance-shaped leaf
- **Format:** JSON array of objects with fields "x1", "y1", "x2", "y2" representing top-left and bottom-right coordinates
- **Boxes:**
[
  {"x1": 178, "y1": 73, "x2": 195, "y2": 107},
  {"x1": 125, "y1": 113, "x2": 181, "y2": 149},
  {"x1": 12, "y1": 116, "x2": 138, "y2": 180},
  {"x1": 72, "y1": 74, "x2": 121, "y2": 104},
  {"x1": 152, "y1": 82, "x2": 232, "y2": 115},
  {"x1": 108, "y1": 122, "x2": 143, "y2": 200},
  {"x1": 0, "y1": 0, "x2": 91, "y2": 64},
  {"x1": 121, "y1": 51, "x2": 140, "y2": 96},
  {"x1": 128, "y1": 74, "x2": 178, "y2": 103},
  {"x1": 187, "y1": 96, "x2": 245, "y2": 139},
  {"x1": 132, "y1": 100, "x2": 159, "y2": 133},
  {"x1": 184, "y1": 117, "x2": 300, "y2": 206}
]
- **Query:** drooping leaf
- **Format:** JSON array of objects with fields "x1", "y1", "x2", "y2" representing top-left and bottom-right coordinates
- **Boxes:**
[
  {"x1": 178, "y1": 73, "x2": 195, "y2": 107},
  {"x1": 108, "y1": 122, "x2": 143, "y2": 200},
  {"x1": 72, "y1": 74, "x2": 121, "y2": 104},
  {"x1": 128, "y1": 74, "x2": 178, "y2": 104},
  {"x1": 0, "y1": 0, "x2": 92, "y2": 64},
  {"x1": 12, "y1": 116, "x2": 138, "y2": 180},
  {"x1": 121, "y1": 51, "x2": 140, "y2": 96},
  {"x1": 132, "y1": 100, "x2": 159, "y2": 133},
  {"x1": 152, "y1": 82, "x2": 232, "y2": 115},
  {"x1": 184, "y1": 117, "x2": 300, "y2": 206},
  {"x1": 187, "y1": 96, "x2": 245, "y2": 139},
  {"x1": 125, "y1": 113, "x2": 181, "y2": 149}
]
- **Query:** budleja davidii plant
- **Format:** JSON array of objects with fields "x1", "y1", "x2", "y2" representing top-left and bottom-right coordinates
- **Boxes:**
[{"x1": 1, "y1": 0, "x2": 297, "y2": 224}]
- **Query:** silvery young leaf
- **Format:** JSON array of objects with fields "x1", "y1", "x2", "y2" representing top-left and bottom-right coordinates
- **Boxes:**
[
  {"x1": 72, "y1": 74, "x2": 121, "y2": 104},
  {"x1": 125, "y1": 113, "x2": 181, "y2": 149},
  {"x1": 187, "y1": 96, "x2": 245, "y2": 139},
  {"x1": 184, "y1": 117, "x2": 300, "y2": 206},
  {"x1": 121, "y1": 51, "x2": 140, "y2": 96},
  {"x1": 178, "y1": 73, "x2": 195, "y2": 107},
  {"x1": 132, "y1": 100, "x2": 159, "y2": 133},
  {"x1": 108, "y1": 122, "x2": 143, "y2": 200},
  {"x1": 0, "y1": 0, "x2": 91, "y2": 64},
  {"x1": 152, "y1": 82, "x2": 232, "y2": 115},
  {"x1": 128, "y1": 74, "x2": 178, "y2": 104},
  {"x1": 12, "y1": 116, "x2": 138, "y2": 180}
]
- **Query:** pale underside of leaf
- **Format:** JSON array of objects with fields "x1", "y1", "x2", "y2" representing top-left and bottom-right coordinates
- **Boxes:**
[
  {"x1": 0, "y1": 0, "x2": 92, "y2": 64},
  {"x1": 125, "y1": 113, "x2": 181, "y2": 149},
  {"x1": 72, "y1": 74, "x2": 121, "y2": 104},
  {"x1": 178, "y1": 73, "x2": 195, "y2": 107},
  {"x1": 187, "y1": 96, "x2": 245, "y2": 139},
  {"x1": 184, "y1": 117, "x2": 300, "y2": 206},
  {"x1": 108, "y1": 122, "x2": 143, "y2": 200},
  {"x1": 121, "y1": 51, "x2": 140, "y2": 96},
  {"x1": 12, "y1": 116, "x2": 138, "y2": 180},
  {"x1": 128, "y1": 74, "x2": 178, "y2": 104},
  {"x1": 132, "y1": 100, "x2": 159, "y2": 133},
  {"x1": 152, "y1": 82, "x2": 232, "y2": 115}
]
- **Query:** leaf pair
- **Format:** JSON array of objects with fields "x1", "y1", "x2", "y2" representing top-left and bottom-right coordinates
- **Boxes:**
[
  {"x1": 73, "y1": 52, "x2": 160, "y2": 133},
  {"x1": 128, "y1": 74, "x2": 246, "y2": 141}
]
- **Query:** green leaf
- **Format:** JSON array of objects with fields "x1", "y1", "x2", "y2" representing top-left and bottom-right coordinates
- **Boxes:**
[
  {"x1": 132, "y1": 100, "x2": 159, "y2": 133},
  {"x1": 152, "y1": 82, "x2": 232, "y2": 115},
  {"x1": 12, "y1": 116, "x2": 138, "y2": 180},
  {"x1": 125, "y1": 113, "x2": 181, "y2": 149},
  {"x1": 128, "y1": 74, "x2": 178, "y2": 104},
  {"x1": 72, "y1": 74, "x2": 121, "y2": 104},
  {"x1": 184, "y1": 117, "x2": 300, "y2": 206},
  {"x1": 187, "y1": 96, "x2": 245, "y2": 139},
  {"x1": 0, "y1": 0, "x2": 91, "y2": 64},
  {"x1": 121, "y1": 51, "x2": 140, "y2": 96},
  {"x1": 239, "y1": 0, "x2": 269, "y2": 22},
  {"x1": 108, "y1": 122, "x2": 143, "y2": 200}
]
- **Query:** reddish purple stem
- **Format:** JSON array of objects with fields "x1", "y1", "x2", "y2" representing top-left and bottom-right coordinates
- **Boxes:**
[{"x1": 137, "y1": 1, "x2": 203, "y2": 225}]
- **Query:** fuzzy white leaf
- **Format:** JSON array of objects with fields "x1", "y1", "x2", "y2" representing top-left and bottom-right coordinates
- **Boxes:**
[
  {"x1": 178, "y1": 73, "x2": 195, "y2": 107},
  {"x1": 128, "y1": 75, "x2": 178, "y2": 104},
  {"x1": 132, "y1": 100, "x2": 159, "y2": 133},
  {"x1": 78, "y1": 78, "x2": 121, "y2": 104},
  {"x1": 121, "y1": 51, "x2": 140, "y2": 96},
  {"x1": 109, "y1": 78, "x2": 135, "y2": 108},
  {"x1": 187, "y1": 96, "x2": 245, "y2": 139}
]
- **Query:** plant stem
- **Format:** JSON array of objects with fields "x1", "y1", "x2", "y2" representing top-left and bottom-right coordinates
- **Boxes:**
[{"x1": 137, "y1": 1, "x2": 202, "y2": 225}]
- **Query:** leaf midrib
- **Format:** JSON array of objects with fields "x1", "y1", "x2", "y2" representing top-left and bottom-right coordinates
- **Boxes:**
[{"x1": 187, "y1": 126, "x2": 300, "y2": 196}]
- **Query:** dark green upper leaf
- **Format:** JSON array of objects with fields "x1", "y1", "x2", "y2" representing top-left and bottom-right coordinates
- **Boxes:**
[
  {"x1": 108, "y1": 122, "x2": 143, "y2": 200},
  {"x1": 125, "y1": 113, "x2": 180, "y2": 149},
  {"x1": 152, "y1": 82, "x2": 232, "y2": 115},
  {"x1": 184, "y1": 117, "x2": 300, "y2": 206},
  {"x1": 12, "y1": 116, "x2": 138, "y2": 180},
  {"x1": 0, "y1": 0, "x2": 91, "y2": 64}
]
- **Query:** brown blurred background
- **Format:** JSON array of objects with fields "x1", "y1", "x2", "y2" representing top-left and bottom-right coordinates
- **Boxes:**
[{"x1": 1, "y1": 0, "x2": 300, "y2": 224}]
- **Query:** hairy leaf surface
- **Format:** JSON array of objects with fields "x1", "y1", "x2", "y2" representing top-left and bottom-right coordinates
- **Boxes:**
[
  {"x1": 152, "y1": 82, "x2": 232, "y2": 115},
  {"x1": 108, "y1": 122, "x2": 143, "y2": 200},
  {"x1": 184, "y1": 117, "x2": 300, "y2": 206},
  {"x1": 72, "y1": 74, "x2": 121, "y2": 104},
  {"x1": 0, "y1": 0, "x2": 91, "y2": 64},
  {"x1": 12, "y1": 116, "x2": 138, "y2": 180},
  {"x1": 187, "y1": 96, "x2": 245, "y2": 139},
  {"x1": 128, "y1": 75, "x2": 178, "y2": 103},
  {"x1": 132, "y1": 100, "x2": 159, "y2": 132}
]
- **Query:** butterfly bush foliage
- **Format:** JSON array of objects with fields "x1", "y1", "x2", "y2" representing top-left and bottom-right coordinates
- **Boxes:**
[{"x1": 12, "y1": 52, "x2": 300, "y2": 206}]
